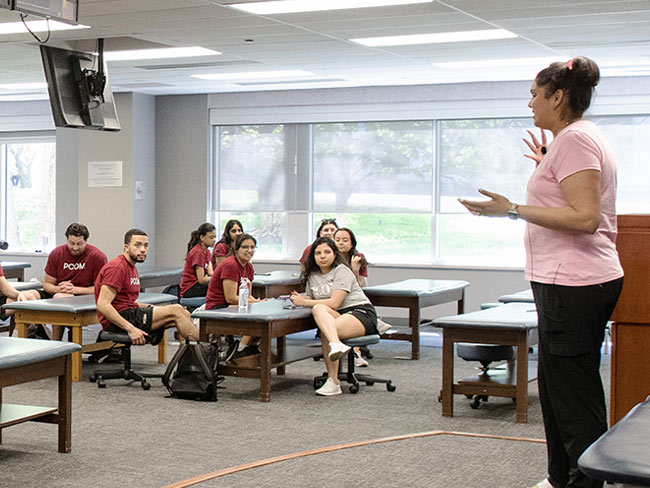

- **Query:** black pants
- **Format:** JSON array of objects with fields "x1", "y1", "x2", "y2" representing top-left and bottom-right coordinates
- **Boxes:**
[{"x1": 532, "y1": 277, "x2": 623, "y2": 488}]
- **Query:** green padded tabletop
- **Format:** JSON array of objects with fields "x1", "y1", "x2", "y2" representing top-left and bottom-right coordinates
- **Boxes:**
[{"x1": 3, "y1": 292, "x2": 177, "y2": 314}]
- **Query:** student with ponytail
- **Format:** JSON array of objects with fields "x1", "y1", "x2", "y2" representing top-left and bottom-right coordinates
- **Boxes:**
[{"x1": 180, "y1": 223, "x2": 216, "y2": 298}]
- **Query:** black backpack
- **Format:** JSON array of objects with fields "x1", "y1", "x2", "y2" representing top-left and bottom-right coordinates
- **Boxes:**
[{"x1": 162, "y1": 339, "x2": 219, "y2": 401}]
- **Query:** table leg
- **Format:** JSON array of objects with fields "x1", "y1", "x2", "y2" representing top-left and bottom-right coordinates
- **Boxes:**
[
  {"x1": 158, "y1": 331, "x2": 167, "y2": 363},
  {"x1": 259, "y1": 330, "x2": 272, "y2": 402},
  {"x1": 457, "y1": 294, "x2": 465, "y2": 314},
  {"x1": 277, "y1": 336, "x2": 286, "y2": 376},
  {"x1": 70, "y1": 327, "x2": 83, "y2": 382},
  {"x1": 199, "y1": 320, "x2": 208, "y2": 342},
  {"x1": 441, "y1": 331, "x2": 454, "y2": 417},
  {"x1": 17, "y1": 320, "x2": 27, "y2": 338},
  {"x1": 409, "y1": 303, "x2": 420, "y2": 360},
  {"x1": 58, "y1": 355, "x2": 72, "y2": 453},
  {"x1": 515, "y1": 338, "x2": 529, "y2": 423}
]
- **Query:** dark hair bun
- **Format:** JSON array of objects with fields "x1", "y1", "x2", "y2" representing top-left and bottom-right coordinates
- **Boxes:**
[{"x1": 572, "y1": 56, "x2": 600, "y2": 88}]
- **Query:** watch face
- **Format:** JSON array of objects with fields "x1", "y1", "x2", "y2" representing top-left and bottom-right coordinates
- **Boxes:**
[{"x1": 508, "y1": 211, "x2": 518, "y2": 220}]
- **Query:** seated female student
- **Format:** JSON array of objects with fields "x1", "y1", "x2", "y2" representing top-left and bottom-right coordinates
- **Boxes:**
[
  {"x1": 205, "y1": 233, "x2": 263, "y2": 361},
  {"x1": 299, "y1": 218, "x2": 338, "y2": 271},
  {"x1": 212, "y1": 219, "x2": 243, "y2": 269},
  {"x1": 290, "y1": 237, "x2": 378, "y2": 396},
  {"x1": 180, "y1": 223, "x2": 216, "y2": 299},
  {"x1": 334, "y1": 227, "x2": 370, "y2": 367}
]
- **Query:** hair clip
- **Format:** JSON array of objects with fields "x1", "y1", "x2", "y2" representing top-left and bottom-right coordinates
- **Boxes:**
[{"x1": 566, "y1": 58, "x2": 574, "y2": 70}]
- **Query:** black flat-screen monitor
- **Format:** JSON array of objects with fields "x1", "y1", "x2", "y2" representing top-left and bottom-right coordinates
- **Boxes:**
[{"x1": 40, "y1": 44, "x2": 120, "y2": 131}]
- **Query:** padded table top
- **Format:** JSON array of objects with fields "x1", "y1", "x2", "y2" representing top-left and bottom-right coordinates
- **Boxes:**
[
  {"x1": 0, "y1": 261, "x2": 32, "y2": 271},
  {"x1": 498, "y1": 289, "x2": 534, "y2": 303},
  {"x1": 0, "y1": 336, "x2": 81, "y2": 370},
  {"x1": 362, "y1": 279, "x2": 470, "y2": 298},
  {"x1": 2, "y1": 292, "x2": 177, "y2": 313},
  {"x1": 579, "y1": 397, "x2": 650, "y2": 486},
  {"x1": 253, "y1": 270, "x2": 301, "y2": 286},
  {"x1": 192, "y1": 297, "x2": 312, "y2": 323},
  {"x1": 12, "y1": 281, "x2": 43, "y2": 291},
  {"x1": 432, "y1": 302, "x2": 538, "y2": 330},
  {"x1": 136, "y1": 265, "x2": 182, "y2": 279}
]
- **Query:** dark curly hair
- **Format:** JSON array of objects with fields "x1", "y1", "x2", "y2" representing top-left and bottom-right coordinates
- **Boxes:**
[{"x1": 301, "y1": 236, "x2": 349, "y2": 285}]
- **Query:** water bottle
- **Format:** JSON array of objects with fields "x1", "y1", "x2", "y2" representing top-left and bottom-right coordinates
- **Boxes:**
[{"x1": 238, "y1": 277, "x2": 249, "y2": 311}]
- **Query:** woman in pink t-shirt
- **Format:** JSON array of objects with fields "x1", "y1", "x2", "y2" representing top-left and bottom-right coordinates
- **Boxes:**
[{"x1": 460, "y1": 57, "x2": 623, "y2": 488}]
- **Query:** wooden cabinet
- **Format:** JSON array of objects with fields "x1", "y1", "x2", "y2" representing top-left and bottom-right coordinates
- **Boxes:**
[{"x1": 610, "y1": 214, "x2": 650, "y2": 425}]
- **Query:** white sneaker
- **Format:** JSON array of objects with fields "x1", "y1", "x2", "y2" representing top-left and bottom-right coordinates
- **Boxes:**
[
  {"x1": 531, "y1": 479, "x2": 553, "y2": 488},
  {"x1": 377, "y1": 318, "x2": 392, "y2": 334},
  {"x1": 354, "y1": 351, "x2": 369, "y2": 367},
  {"x1": 328, "y1": 342, "x2": 351, "y2": 362},
  {"x1": 316, "y1": 377, "x2": 342, "y2": 396}
]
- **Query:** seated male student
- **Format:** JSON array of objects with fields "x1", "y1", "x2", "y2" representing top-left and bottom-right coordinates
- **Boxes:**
[
  {"x1": 42, "y1": 223, "x2": 108, "y2": 340},
  {"x1": 95, "y1": 228, "x2": 199, "y2": 345}
]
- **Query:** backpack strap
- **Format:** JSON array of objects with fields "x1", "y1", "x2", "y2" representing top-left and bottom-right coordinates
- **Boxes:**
[
  {"x1": 191, "y1": 342, "x2": 218, "y2": 393},
  {"x1": 162, "y1": 338, "x2": 190, "y2": 393}
]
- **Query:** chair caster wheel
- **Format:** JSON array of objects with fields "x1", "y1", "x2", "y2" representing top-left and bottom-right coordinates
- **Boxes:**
[
  {"x1": 313, "y1": 377, "x2": 325, "y2": 389},
  {"x1": 97, "y1": 377, "x2": 106, "y2": 389},
  {"x1": 365, "y1": 381, "x2": 374, "y2": 386},
  {"x1": 349, "y1": 384, "x2": 359, "y2": 394},
  {"x1": 142, "y1": 381, "x2": 151, "y2": 391},
  {"x1": 89, "y1": 374, "x2": 97, "y2": 383},
  {"x1": 386, "y1": 382, "x2": 396, "y2": 392},
  {"x1": 470, "y1": 396, "x2": 481, "y2": 409}
]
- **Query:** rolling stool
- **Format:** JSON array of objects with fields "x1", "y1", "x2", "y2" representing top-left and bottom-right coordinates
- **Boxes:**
[
  {"x1": 89, "y1": 330, "x2": 163, "y2": 390},
  {"x1": 313, "y1": 335, "x2": 395, "y2": 394},
  {"x1": 456, "y1": 343, "x2": 514, "y2": 409}
]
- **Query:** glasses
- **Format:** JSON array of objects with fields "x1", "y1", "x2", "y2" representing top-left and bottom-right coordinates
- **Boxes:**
[{"x1": 320, "y1": 218, "x2": 337, "y2": 224}]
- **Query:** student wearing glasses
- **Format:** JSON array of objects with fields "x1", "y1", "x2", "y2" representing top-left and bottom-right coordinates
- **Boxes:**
[
  {"x1": 299, "y1": 218, "x2": 338, "y2": 270},
  {"x1": 205, "y1": 233, "x2": 264, "y2": 361},
  {"x1": 212, "y1": 219, "x2": 244, "y2": 269}
]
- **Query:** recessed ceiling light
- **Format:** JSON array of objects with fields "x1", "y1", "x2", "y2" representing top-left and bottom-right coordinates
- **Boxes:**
[
  {"x1": 0, "y1": 20, "x2": 89, "y2": 35},
  {"x1": 105, "y1": 46, "x2": 220, "y2": 61},
  {"x1": 0, "y1": 82, "x2": 48, "y2": 90},
  {"x1": 230, "y1": 0, "x2": 431, "y2": 15},
  {"x1": 434, "y1": 57, "x2": 567, "y2": 69},
  {"x1": 192, "y1": 70, "x2": 315, "y2": 81},
  {"x1": 350, "y1": 29, "x2": 517, "y2": 47}
]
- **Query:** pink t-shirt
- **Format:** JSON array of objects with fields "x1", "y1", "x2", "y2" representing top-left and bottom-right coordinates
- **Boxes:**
[
  {"x1": 0, "y1": 263, "x2": 4, "y2": 278},
  {"x1": 44, "y1": 243, "x2": 107, "y2": 287},
  {"x1": 524, "y1": 120, "x2": 623, "y2": 286},
  {"x1": 180, "y1": 244, "x2": 211, "y2": 296},
  {"x1": 205, "y1": 255, "x2": 254, "y2": 310},
  {"x1": 94, "y1": 254, "x2": 141, "y2": 328}
]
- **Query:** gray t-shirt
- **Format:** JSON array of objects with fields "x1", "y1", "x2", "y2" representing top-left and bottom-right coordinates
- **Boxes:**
[{"x1": 305, "y1": 263, "x2": 370, "y2": 310}]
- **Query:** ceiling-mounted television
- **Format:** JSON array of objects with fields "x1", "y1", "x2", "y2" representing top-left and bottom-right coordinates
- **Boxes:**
[
  {"x1": 8, "y1": 0, "x2": 79, "y2": 24},
  {"x1": 40, "y1": 43, "x2": 120, "y2": 131}
]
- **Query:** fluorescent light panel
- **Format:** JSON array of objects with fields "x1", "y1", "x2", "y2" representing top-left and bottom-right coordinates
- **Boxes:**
[
  {"x1": 231, "y1": 0, "x2": 431, "y2": 15},
  {"x1": 434, "y1": 57, "x2": 567, "y2": 69},
  {"x1": 0, "y1": 82, "x2": 47, "y2": 90},
  {"x1": 351, "y1": 29, "x2": 516, "y2": 47},
  {"x1": 105, "y1": 46, "x2": 220, "y2": 61},
  {"x1": 192, "y1": 70, "x2": 315, "y2": 80},
  {"x1": 0, "y1": 20, "x2": 88, "y2": 35}
]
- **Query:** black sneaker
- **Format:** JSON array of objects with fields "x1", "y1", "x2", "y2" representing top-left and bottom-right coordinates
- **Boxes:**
[
  {"x1": 232, "y1": 344, "x2": 260, "y2": 360},
  {"x1": 223, "y1": 339, "x2": 240, "y2": 362}
]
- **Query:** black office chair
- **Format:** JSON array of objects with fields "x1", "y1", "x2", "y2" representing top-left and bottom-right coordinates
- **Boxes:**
[
  {"x1": 313, "y1": 334, "x2": 395, "y2": 394},
  {"x1": 88, "y1": 330, "x2": 163, "y2": 390},
  {"x1": 456, "y1": 343, "x2": 515, "y2": 409}
]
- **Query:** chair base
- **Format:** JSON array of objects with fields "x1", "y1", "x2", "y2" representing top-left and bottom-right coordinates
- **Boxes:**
[
  {"x1": 89, "y1": 368, "x2": 162, "y2": 390},
  {"x1": 313, "y1": 337, "x2": 395, "y2": 394}
]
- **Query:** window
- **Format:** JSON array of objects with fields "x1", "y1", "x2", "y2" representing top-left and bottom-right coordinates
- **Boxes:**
[
  {"x1": 210, "y1": 115, "x2": 650, "y2": 266},
  {"x1": 0, "y1": 136, "x2": 56, "y2": 252}
]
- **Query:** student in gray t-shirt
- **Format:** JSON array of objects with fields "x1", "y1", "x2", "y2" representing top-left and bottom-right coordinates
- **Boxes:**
[{"x1": 291, "y1": 237, "x2": 378, "y2": 396}]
